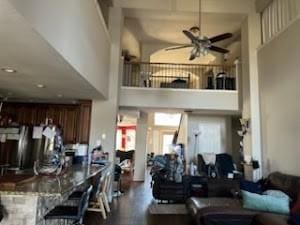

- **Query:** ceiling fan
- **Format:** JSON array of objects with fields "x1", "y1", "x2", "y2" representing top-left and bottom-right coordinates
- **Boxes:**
[{"x1": 165, "y1": 0, "x2": 233, "y2": 61}]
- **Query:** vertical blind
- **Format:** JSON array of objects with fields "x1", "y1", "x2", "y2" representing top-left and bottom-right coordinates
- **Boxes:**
[{"x1": 261, "y1": 0, "x2": 298, "y2": 43}]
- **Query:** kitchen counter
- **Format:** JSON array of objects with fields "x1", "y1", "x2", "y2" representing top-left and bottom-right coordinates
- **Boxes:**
[
  {"x1": 0, "y1": 164, "x2": 110, "y2": 197},
  {"x1": 0, "y1": 163, "x2": 111, "y2": 225}
]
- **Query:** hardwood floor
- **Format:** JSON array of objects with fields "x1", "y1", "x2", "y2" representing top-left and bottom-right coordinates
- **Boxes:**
[{"x1": 84, "y1": 170, "x2": 192, "y2": 225}]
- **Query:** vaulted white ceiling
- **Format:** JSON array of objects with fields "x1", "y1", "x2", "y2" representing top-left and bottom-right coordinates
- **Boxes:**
[
  {"x1": 124, "y1": 9, "x2": 245, "y2": 45},
  {"x1": 0, "y1": 0, "x2": 103, "y2": 102}
]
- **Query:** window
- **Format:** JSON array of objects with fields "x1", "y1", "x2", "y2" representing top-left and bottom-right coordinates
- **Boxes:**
[
  {"x1": 162, "y1": 134, "x2": 174, "y2": 154},
  {"x1": 154, "y1": 113, "x2": 181, "y2": 127}
]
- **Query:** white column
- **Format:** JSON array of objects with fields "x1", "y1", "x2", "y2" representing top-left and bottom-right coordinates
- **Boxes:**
[
  {"x1": 241, "y1": 11, "x2": 263, "y2": 180},
  {"x1": 248, "y1": 13, "x2": 263, "y2": 178},
  {"x1": 133, "y1": 112, "x2": 148, "y2": 181},
  {"x1": 296, "y1": 1, "x2": 300, "y2": 16},
  {"x1": 89, "y1": 7, "x2": 123, "y2": 161}
]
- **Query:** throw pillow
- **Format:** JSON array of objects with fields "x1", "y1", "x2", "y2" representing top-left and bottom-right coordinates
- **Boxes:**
[
  {"x1": 292, "y1": 200, "x2": 300, "y2": 215},
  {"x1": 242, "y1": 190, "x2": 290, "y2": 215},
  {"x1": 240, "y1": 180, "x2": 262, "y2": 194},
  {"x1": 263, "y1": 190, "x2": 291, "y2": 202}
]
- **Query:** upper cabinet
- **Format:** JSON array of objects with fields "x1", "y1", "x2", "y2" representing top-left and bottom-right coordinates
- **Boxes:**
[
  {"x1": 62, "y1": 107, "x2": 79, "y2": 144},
  {"x1": 77, "y1": 101, "x2": 92, "y2": 144},
  {"x1": 0, "y1": 101, "x2": 92, "y2": 145}
]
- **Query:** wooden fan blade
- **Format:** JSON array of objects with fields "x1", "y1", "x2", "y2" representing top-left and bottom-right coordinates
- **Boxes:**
[
  {"x1": 165, "y1": 45, "x2": 193, "y2": 51},
  {"x1": 189, "y1": 54, "x2": 196, "y2": 61},
  {"x1": 209, "y1": 45, "x2": 230, "y2": 54},
  {"x1": 183, "y1": 30, "x2": 198, "y2": 42},
  {"x1": 209, "y1": 33, "x2": 233, "y2": 43},
  {"x1": 189, "y1": 48, "x2": 198, "y2": 60}
]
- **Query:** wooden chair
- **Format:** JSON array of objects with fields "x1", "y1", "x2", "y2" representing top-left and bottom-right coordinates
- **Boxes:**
[{"x1": 87, "y1": 171, "x2": 111, "y2": 219}]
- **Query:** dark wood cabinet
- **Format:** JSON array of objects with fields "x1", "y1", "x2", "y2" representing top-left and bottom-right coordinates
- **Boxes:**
[
  {"x1": 77, "y1": 101, "x2": 92, "y2": 144},
  {"x1": 0, "y1": 101, "x2": 92, "y2": 144},
  {"x1": 62, "y1": 107, "x2": 79, "y2": 144}
]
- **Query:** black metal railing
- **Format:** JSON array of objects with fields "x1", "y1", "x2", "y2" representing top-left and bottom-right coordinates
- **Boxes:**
[{"x1": 123, "y1": 62, "x2": 237, "y2": 90}]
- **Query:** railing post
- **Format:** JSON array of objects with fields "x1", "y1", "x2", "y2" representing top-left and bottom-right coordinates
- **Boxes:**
[{"x1": 234, "y1": 58, "x2": 242, "y2": 110}]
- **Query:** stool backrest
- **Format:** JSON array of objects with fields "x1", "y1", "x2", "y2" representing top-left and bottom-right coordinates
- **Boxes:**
[
  {"x1": 102, "y1": 171, "x2": 111, "y2": 193},
  {"x1": 78, "y1": 185, "x2": 93, "y2": 222}
]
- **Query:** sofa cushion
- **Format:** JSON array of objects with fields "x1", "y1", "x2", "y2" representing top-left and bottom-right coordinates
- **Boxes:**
[
  {"x1": 267, "y1": 172, "x2": 300, "y2": 200},
  {"x1": 252, "y1": 213, "x2": 289, "y2": 225},
  {"x1": 186, "y1": 197, "x2": 243, "y2": 225},
  {"x1": 200, "y1": 207, "x2": 257, "y2": 225},
  {"x1": 263, "y1": 190, "x2": 291, "y2": 202},
  {"x1": 242, "y1": 191, "x2": 290, "y2": 215},
  {"x1": 240, "y1": 180, "x2": 263, "y2": 194}
]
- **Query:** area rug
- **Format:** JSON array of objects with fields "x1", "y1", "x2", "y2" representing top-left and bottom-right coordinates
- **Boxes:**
[{"x1": 148, "y1": 202, "x2": 188, "y2": 215}]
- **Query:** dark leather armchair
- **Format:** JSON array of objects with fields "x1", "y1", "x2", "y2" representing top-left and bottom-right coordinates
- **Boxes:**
[
  {"x1": 197, "y1": 153, "x2": 241, "y2": 178},
  {"x1": 152, "y1": 173, "x2": 191, "y2": 202}
]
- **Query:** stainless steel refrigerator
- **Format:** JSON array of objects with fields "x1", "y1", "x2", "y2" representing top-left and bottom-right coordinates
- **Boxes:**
[{"x1": 0, "y1": 126, "x2": 34, "y2": 170}]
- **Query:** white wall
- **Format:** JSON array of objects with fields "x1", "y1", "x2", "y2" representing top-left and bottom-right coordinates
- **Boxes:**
[
  {"x1": 9, "y1": 0, "x2": 111, "y2": 98},
  {"x1": 122, "y1": 27, "x2": 141, "y2": 59},
  {"x1": 120, "y1": 87, "x2": 239, "y2": 111},
  {"x1": 177, "y1": 113, "x2": 188, "y2": 148},
  {"x1": 89, "y1": 8, "x2": 123, "y2": 161},
  {"x1": 151, "y1": 49, "x2": 221, "y2": 65},
  {"x1": 141, "y1": 42, "x2": 223, "y2": 65},
  {"x1": 258, "y1": 18, "x2": 300, "y2": 176},
  {"x1": 186, "y1": 114, "x2": 232, "y2": 161},
  {"x1": 225, "y1": 41, "x2": 241, "y2": 66},
  {"x1": 141, "y1": 43, "x2": 171, "y2": 62}
]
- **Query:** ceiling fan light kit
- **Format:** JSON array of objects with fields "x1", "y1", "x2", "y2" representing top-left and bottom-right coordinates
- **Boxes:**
[{"x1": 166, "y1": 0, "x2": 233, "y2": 61}]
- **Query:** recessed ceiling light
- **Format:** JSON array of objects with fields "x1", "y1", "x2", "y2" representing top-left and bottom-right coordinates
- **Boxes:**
[
  {"x1": 36, "y1": 84, "x2": 45, "y2": 88},
  {"x1": 2, "y1": 68, "x2": 17, "y2": 73},
  {"x1": 57, "y1": 94, "x2": 63, "y2": 98}
]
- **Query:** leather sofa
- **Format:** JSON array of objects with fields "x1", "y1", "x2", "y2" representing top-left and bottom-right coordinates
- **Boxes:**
[
  {"x1": 252, "y1": 213, "x2": 289, "y2": 225},
  {"x1": 186, "y1": 172, "x2": 300, "y2": 225}
]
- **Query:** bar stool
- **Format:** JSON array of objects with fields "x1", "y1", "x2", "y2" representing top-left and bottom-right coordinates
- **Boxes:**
[
  {"x1": 44, "y1": 185, "x2": 92, "y2": 225},
  {"x1": 0, "y1": 164, "x2": 9, "y2": 176},
  {"x1": 87, "y1": 172, "x2": 111, "y2": 219},
  {"x1": 114, "y1": 164, "x2": 123, "y2": 198}
]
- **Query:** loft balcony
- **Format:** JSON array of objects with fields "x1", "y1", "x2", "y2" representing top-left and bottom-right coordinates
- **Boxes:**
[
  {"x1": 122, "y1": 62, "x2": 237, "y2": 90},
  {"x1": 120, "y1": 62, "x2": 241, "y2": 112}
]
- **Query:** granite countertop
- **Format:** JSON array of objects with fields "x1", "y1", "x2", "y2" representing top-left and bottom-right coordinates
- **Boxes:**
[{"x1": 0, "y1": 164, "x2": 110, "y2": 197}]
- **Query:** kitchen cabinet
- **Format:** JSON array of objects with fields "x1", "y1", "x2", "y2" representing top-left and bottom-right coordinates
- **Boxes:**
[
  {"x1": 62, "y1": 107, "x2": 79, "y2": 144},
  {"x1": 0, "y1": 101, "x2": 92, "y2": 144},
  {"x1": 77, "y1": 101, "x2": 92, "y2": 144}
]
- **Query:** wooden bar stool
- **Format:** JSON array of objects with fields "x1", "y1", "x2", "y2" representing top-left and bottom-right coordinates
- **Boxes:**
[{"x1": 87, "y1": 171, "x2": 111, "y2": 219}]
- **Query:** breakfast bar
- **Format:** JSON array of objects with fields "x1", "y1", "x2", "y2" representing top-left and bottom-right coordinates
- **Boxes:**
[{"x1": 0, "y1": 164, "x2": 110, "y2": 225}]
